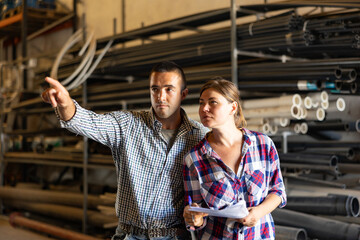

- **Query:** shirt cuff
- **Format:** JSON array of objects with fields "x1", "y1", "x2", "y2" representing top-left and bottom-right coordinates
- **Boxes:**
[
  {"x1": 186, "y1": 216, "x2": 208, "y2": 232},
  {"x1": 57, "y1": 99, "x2": 79, "y2": 128}
]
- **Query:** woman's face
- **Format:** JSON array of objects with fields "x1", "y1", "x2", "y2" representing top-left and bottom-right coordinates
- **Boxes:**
[{"x1": 199, "y1": 88, "x2": 235, "y2": 128}]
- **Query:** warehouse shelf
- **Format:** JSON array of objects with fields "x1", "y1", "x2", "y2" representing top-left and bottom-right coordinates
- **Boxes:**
[
  {"x1": 0, "y1": 6, "x2": 70, "y2": 39},
  {"x1": 1, "y1": 1, "x2": 360, "y2": 238}
]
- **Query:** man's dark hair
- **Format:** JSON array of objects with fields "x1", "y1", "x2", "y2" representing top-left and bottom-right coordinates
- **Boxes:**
[{"x1": 150, "y1": 61, "x2": 187, "y2": 90}]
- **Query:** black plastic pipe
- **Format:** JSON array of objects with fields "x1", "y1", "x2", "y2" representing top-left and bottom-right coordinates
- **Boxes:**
[
  {"x1": 275, "y1": 225, "x2": 307, "y2": 240},
  {"x1": 286, "y1": 194, "x2": 360, "y2": 217},
  {"x1": 272, "y1": 208, "x2": 360, "y2": 240}
]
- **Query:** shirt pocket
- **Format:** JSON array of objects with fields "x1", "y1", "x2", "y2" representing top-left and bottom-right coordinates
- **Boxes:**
[
  {"x1": 200, "y1": 171, "x2": 236, "y2": 209},
  {"x1": 244, "y1": 169, "x2": 265, "y2": 205}
]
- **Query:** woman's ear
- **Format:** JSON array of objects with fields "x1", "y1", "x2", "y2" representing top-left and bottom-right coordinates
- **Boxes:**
[{"x1": 231, "y1": 101, "x2": 238, "y2": 115}]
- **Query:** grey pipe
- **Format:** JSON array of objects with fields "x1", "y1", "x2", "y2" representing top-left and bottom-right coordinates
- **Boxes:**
[
  {"x1": 286, "y1": 194, "x2": 360, "y2": 217},
  {"x1": 273, "y1": 208, "x2": 360, "y2": 240},
  {"x1": 275, "y1": 225, "x2": 307, "y2": 240}
]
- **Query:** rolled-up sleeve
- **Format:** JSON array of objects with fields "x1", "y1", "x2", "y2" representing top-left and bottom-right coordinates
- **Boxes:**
[{"x1": 268, "y1": 142, "x2": 287, "y2": 208}]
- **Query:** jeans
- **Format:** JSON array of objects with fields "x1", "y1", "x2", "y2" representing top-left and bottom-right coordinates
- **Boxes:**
[
  {"x1": 111, "y1": 227, "x2": 191, "y2": 240},
  {"x1": 123, "y1": 235, "x2": 186, "y2": 240}
]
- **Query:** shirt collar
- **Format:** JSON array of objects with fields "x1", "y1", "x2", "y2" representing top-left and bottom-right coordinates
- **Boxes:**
[
  {"x1": 149, "y1": 107, "x2": 197, "y2": 134},
  {"x1": 199, "y1": 128, "x2": 254, "y2": 158}
]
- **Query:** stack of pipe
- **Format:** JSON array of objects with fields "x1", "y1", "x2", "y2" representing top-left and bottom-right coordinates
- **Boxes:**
[
  {"x1": 0, "y1": 186, "x2": 117, "y2": 228},
  {"x1": 32, "y1": 9, "x2": 360, "y2": 97},
  {"x1": 236, "y1": 91, "x2": 348, "y2": 135}
]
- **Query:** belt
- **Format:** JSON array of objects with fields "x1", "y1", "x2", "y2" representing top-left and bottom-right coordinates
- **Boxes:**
[{"x1": 118, "y1": 223, "x2": 188, "y2": 238}]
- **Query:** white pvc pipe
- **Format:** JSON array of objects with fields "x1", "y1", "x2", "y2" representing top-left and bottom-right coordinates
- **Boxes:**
[
  {"x1": 246, "y1": 118, "x2": 267, "y2": 125},
  {"x1": 304, "y1": 96, "x2": 313, "y2": 109},
  {"x1": 300, "y1": 122, "x2": 308, "y2": 134},
  {"x1": 293, "y1": 123, "x2": 301, "y2": 134},
  {"x1": 300, "y1": 107, "x2": 307, "y2": 119},
  {"x1": 327, "y1": 98, "x2": 346, "y2": 112},
  {"x1": 307, "y1": 91, "x2": 329, "y2": 103},
  {"x1": 291, "y1": 105, "x2": 302, "y2": 119},
  {"x1": 306, "y1": 108, "x2": 326, "y2": 121},
  {"x1": 279, "y1": 117, "x2": 290, "y2": 127},
  {"x1": 321, "y1": 101, "x2": 329, "y2": 110},
  {"x1": 246, "y1": 125, "x2": 263, "y2": 132},
  {"x1": 243, "y1": 105, "x2": 301, "y2": 119},
  {"x1": 269, "y1": 125, "x2": 278, "y2": 135},
  {"x1": 270, "y1": 117, "x2": 289, "y2": 127},
  {"x1": 262, "y1": 123, "x2": 271, "y2": 134},
  {"x1": 242, "y1": 94, "x2": 302, "y2": 109}
]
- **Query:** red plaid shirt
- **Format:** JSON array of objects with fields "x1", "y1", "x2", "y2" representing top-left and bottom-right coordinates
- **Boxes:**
[{"x1": 183, "y1": 128, "x2": 286, "y2": 240}]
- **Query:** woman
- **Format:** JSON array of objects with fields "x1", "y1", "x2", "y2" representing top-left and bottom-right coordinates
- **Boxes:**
[{"x1": 183, "y1": 79, "x2": 286, "y2": 239}]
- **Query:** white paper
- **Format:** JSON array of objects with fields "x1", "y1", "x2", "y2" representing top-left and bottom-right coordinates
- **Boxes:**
[{"x1": 189, "y1": 200, "x2": 249, "y2": 219}]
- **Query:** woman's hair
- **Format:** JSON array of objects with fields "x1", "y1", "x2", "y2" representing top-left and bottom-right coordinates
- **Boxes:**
[{"x1": 200, "y1": 78, "x2": 247, "y2": 128}]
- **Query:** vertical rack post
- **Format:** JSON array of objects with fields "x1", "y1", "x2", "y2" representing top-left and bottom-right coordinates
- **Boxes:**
[
  {"x1": 230, "y1": 0, "x2": 238, "y2": 88},
  {"x1": 82, "y1": 81, "x2": 89, "y2": 233}
]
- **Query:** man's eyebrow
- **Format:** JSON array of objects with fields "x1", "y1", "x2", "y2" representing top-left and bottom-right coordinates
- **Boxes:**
[{"x1": 150, "y1": 84, "x2": 176, "y2": 88}]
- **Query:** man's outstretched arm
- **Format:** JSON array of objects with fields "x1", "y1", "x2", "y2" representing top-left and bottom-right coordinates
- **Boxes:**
[{"x1": 42, "y1": 77, "x2": 75, "y2": 121}]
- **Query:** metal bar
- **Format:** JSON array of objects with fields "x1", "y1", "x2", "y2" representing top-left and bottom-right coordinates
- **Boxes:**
[
  {"x1": 230, "y1": 0, "x2": 238, "y2": 87},
  {"x1": 27, "y1": 13, "x2": 75, "y2": 41},
  {"x1": 21, "y1": 0, "x2": 27, "y2": 89},
  {"x1": 82, "y1": 79, "x2": 89, "y2": 233}
]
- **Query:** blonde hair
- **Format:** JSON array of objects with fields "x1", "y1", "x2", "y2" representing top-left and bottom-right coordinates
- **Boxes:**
[{"x1": 200, "y1": 78, "x2": 247, "y2": 128}]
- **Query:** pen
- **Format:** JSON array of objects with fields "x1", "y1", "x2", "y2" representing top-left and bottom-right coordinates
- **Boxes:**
[{"x1": 188, "y1": 196, "x2": 192, "y2": 206}]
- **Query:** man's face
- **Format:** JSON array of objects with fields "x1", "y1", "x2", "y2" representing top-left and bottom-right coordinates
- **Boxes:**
[{"x1": 150, "y1": 71, "x2": 187, "y2": 120}]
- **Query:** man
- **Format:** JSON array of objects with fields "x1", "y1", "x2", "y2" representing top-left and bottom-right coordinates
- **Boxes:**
[{"x1": 42, "y1": 61, "x2": 208, "y2": 240}]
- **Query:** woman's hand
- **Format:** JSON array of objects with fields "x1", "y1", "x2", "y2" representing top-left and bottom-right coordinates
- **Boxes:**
[
  {"x1": 183, "y1": 203, "x2": 208, "y2": 227},
  {"x1": 237, "y1": 206, "x2": 261, "y2": 227}
]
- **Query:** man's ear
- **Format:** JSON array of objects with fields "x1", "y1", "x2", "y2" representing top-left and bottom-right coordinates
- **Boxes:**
[{"x1": 181, "y1": 88, "x2": 188, "y2": 101}]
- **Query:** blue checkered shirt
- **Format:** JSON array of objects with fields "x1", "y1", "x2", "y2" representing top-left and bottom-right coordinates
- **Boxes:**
[{"x1": 59, "y1": 100, "x2": 208, "y2": 231}]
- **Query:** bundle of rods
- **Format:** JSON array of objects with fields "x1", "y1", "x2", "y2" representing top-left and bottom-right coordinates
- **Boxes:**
[{"x1": 33, "y1": 9, "x2": 360, "y2": 96}]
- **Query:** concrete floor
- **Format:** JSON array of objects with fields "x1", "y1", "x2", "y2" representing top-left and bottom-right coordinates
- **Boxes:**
[{"x1": 0, "y1": 215, "x2": 55, "y2": 240}]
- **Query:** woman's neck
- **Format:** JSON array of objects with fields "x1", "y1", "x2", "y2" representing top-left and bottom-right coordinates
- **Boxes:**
[{"x1": 209, "y1": 125, "x2": 243, "y2": 147}]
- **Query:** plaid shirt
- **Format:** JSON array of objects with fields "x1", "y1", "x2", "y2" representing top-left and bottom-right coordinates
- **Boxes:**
[
  {"x1": 59, "y1": 101, "x2": 208, "y2": 236},
  {"x1": 183, "y1": 128, "x2": 286, "y2": 240}
]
